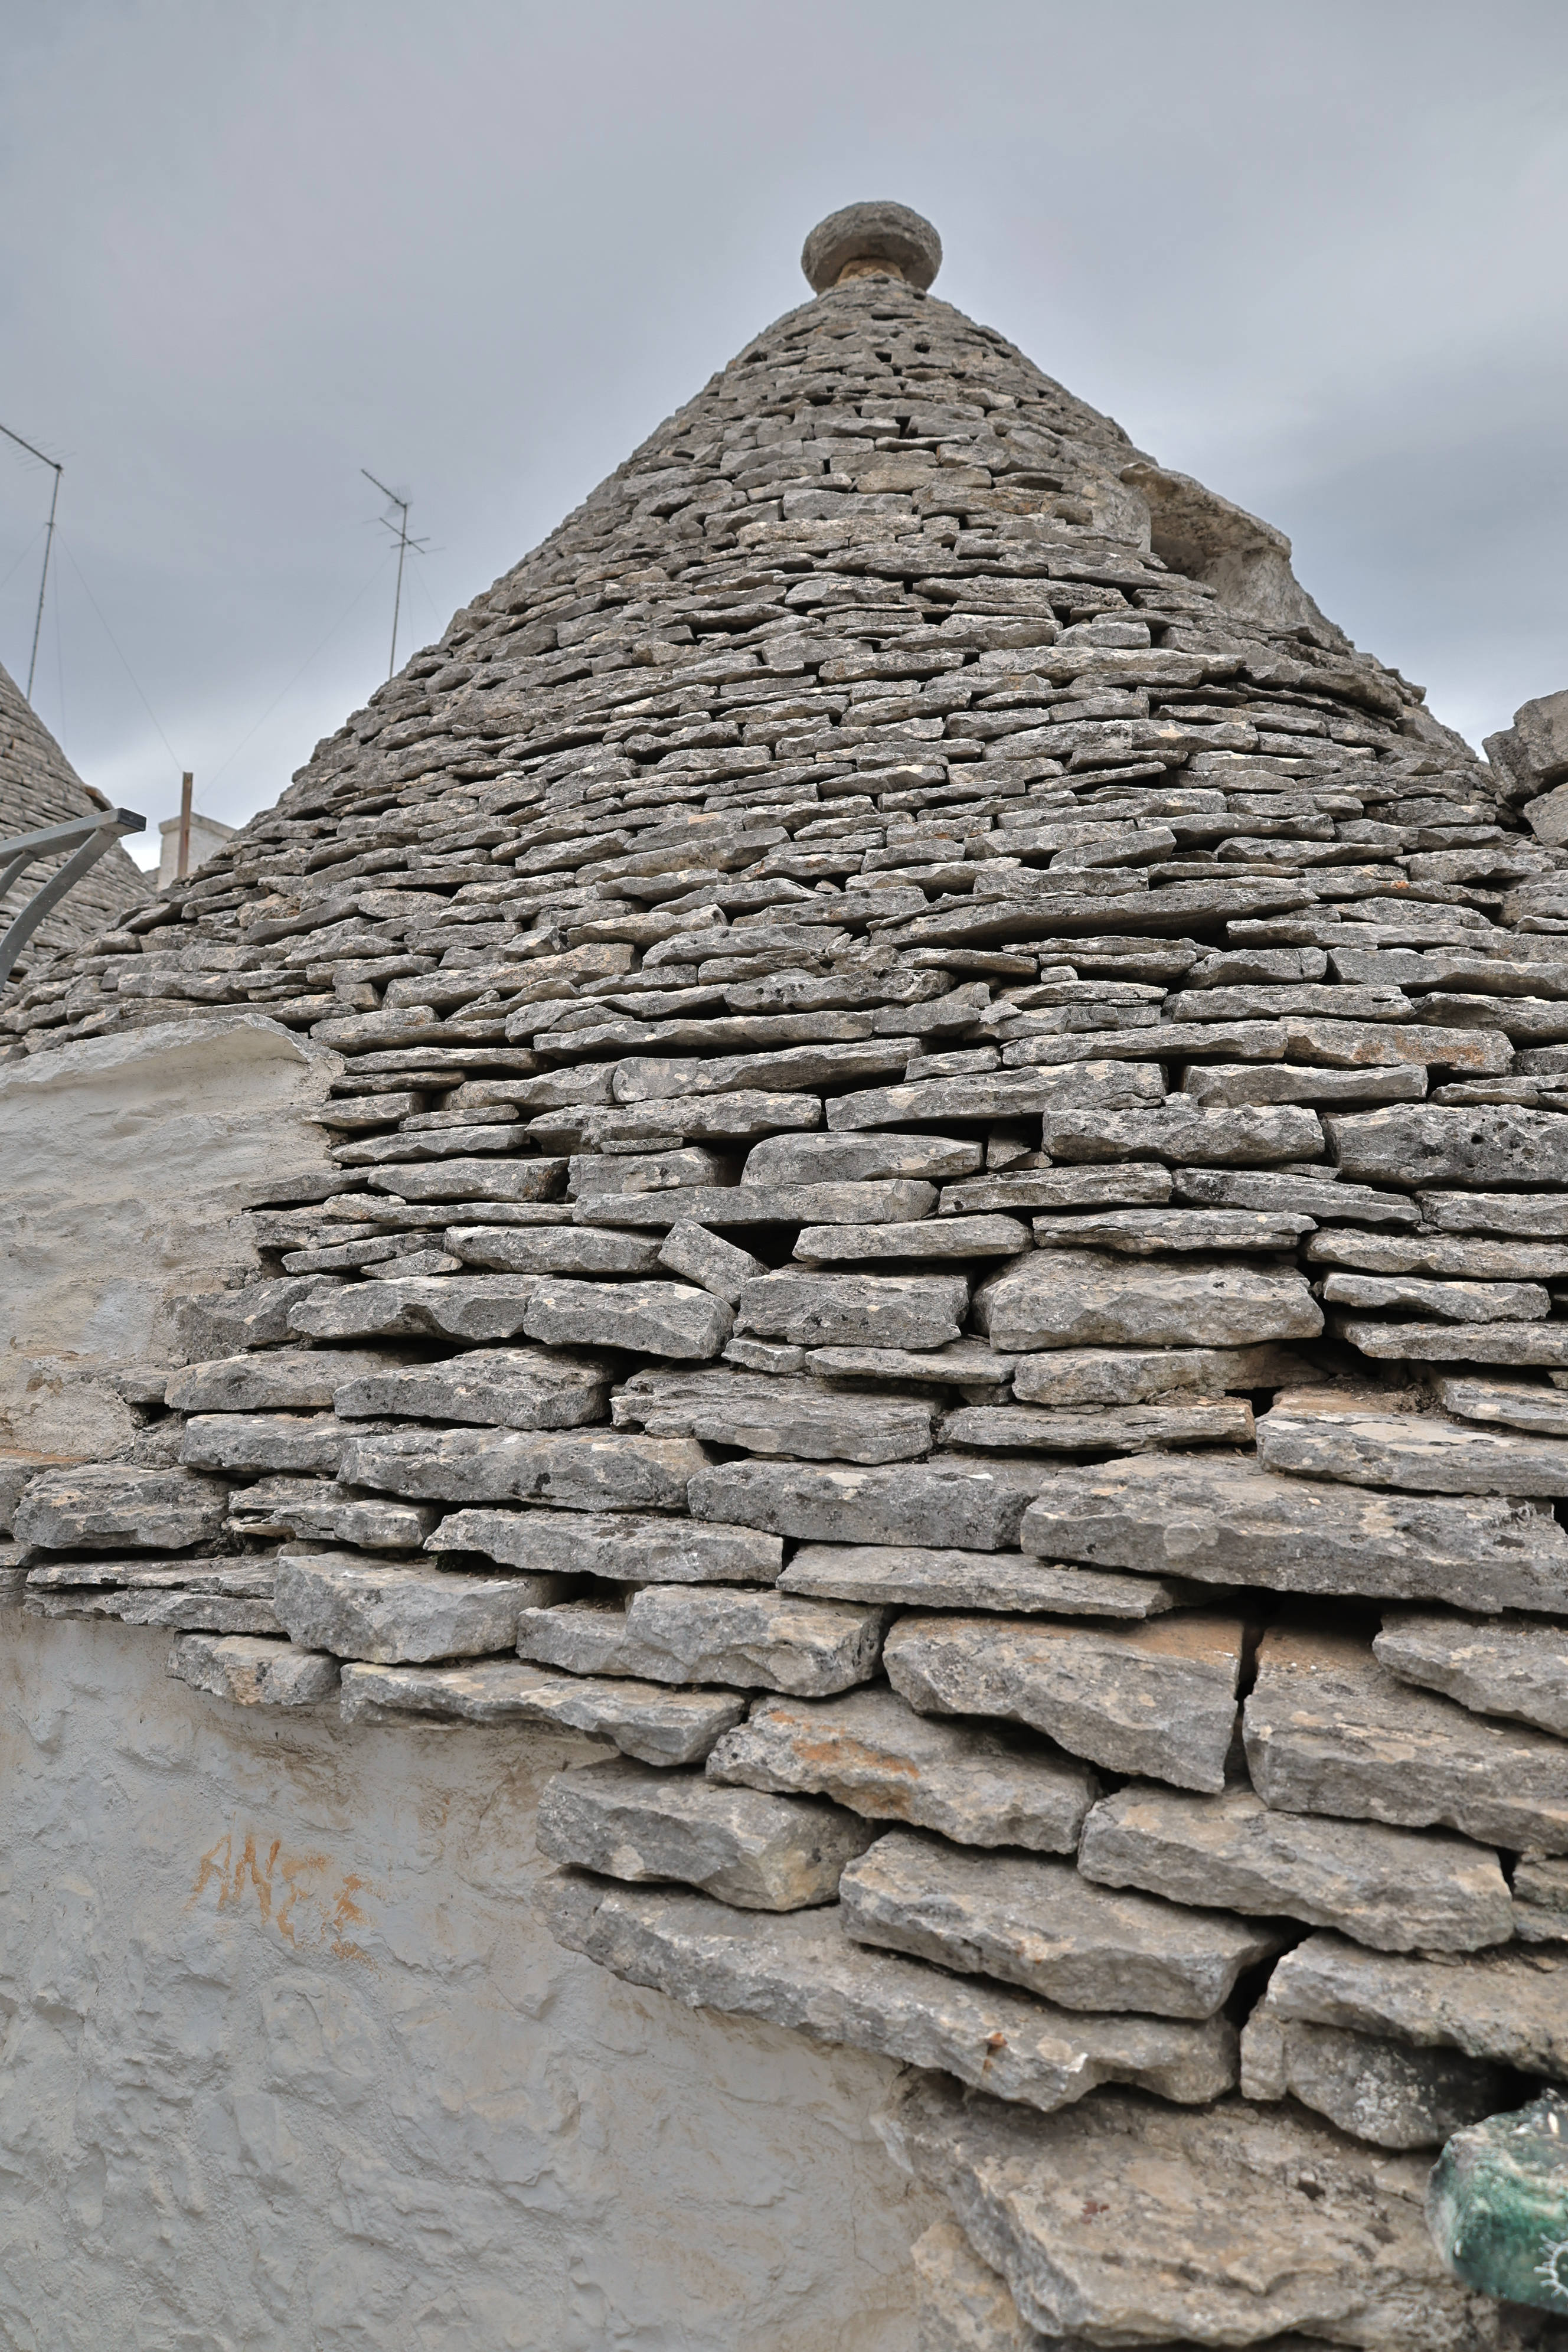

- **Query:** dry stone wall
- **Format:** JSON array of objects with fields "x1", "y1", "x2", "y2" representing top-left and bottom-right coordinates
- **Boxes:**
[
  {"x1": 0, "y1": 658, "x2": 151, "y2": 957},
  {"x1": 8, "y1": 211, "x2": 1568, "y2": 2348}
]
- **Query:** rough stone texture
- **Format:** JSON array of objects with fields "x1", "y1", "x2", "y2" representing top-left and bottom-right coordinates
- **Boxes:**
[
  {"x1": 340, "y1": 1423, "x2": 707, "y2": 1510},
  {"x1": 1514, "y1": 1853, "x2": 1568, "y2": 1944},
  {"x1": 974, "y1": 1251, "x2": 1322, "y2": 1351},
  {"x1": 0, "y1": 1614, "x2": 932, "y2": 2348},
  {"x1": 1255, "y1": 1390, "x2": 1568, "y2": 1497},
  {"x1": 523, "y1": 1276, "x2": 734, "y2": 1360},
  {"x1": 1245, "y1": 1626, "x2": 1568, "y2": 1851},
  {"x1": 910, "y1": 2221, "x2": 1051, "y2": 2352},
  {"x1": 736, "y1": 1270, "x2": 969, "y2": 1351},
  {"x1": 705, "y1": 1688, "x2": 1099, "y2": 1851},
  {"x1": 545, "y1": 1876, "x2": 1239, "y2": 2116},
  {"x1": 1079, "y1": 1781, "x2": 1512, "y2": 1954},
  {"x1": 779, "y1": 1540, "x2": 1184, "y2": 1617},
  {"x1": 273, "y1": 1546, "x2": 561, "y2": 1663},
  {"x1": 839, "y1": 1828, "x2": 1278, "y2": 2017},
  {"x1": 884, "y1": 1611, "x2": 1246, "y2": 1792},
  {"x1": 0, "y1": 654, "x2": 151, "y2": 953},
  {"x1": 518, "y1": 1586, "x2": 890, "y2": 1696},
  {"x1": 337, "y1": 1657, "x2": 745, "y2": 1763},
  {"x1": 334, "y1": 1344, "x2": 612, "y2": 1428},
  {"x1": 884, "y1": 2073, "x2": 1537, "y2": 2352},
  {"x1": 613, "y1": 1364, "x2": 936, "y2": 1462},
  {"x1": 1019, "y1": 1453, "x2": 1568, "y2": 1612},
  {"x1": 536, "y1": 1755, "x2": 877, "y2": 1907},
  {"x1": 15, "y1": 1462, "x2": 229, "y2": 1553},
  {"x1": 166, "y1": 1631, "x2": 341, "y2": 1707},
  {"x1": 1258, "y1": 1931, "x2": 1568, "y2": 2078},
  {"x1": 1240, "y1": 2009, "x2": 1509, "y2": 2149},
  {"x1": 691, "y1": 1456, "x2": 1053, "y2": 1550},
  {"x1": 432, "y1": 1503, "x2": 783, "y2": 1583},
  {"x1": 1374, "y1": 1608, "x2": 1568, "y2": 1737}
]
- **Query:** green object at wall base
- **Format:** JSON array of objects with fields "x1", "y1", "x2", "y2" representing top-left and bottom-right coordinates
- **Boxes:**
[{"x1": 1428, "y1": 2090, "x2": 1568, "y2": 2314}]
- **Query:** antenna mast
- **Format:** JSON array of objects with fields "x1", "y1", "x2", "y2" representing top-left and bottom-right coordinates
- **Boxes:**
[
  {"x1": 1, "y1": 423, "x2": 63, "y2": 703},
  {"x1": 361, "y1": 469, "x2": 427, "y2": 680}
]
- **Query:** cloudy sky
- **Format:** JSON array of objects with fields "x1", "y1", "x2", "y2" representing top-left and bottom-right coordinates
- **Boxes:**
[{"x1": 3, "y1": 1, "x2": 1564, "y2": 865}]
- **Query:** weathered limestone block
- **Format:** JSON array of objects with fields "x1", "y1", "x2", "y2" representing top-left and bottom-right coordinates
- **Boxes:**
[
  {"x1": 1240, "y1": 2009, "x2": 1508, "y2": 2149},
  {"x1": 1011, "y1": 1341, "x2": 1305, "y2": 1406},
  {"x1": 165, "y1": 1348, "x2": 394, "y2": 1412},
  {"x1": 805, "y1": 1341, "x2": 1017, "y2": 1387},
  {"x1": 523, "y1": 1277, "x2": 733, "y2": 1359},
  {"x1": 1436, "y1": 1373, "x2": 1568, "y2": 1438},
  {"x1": 181, "y1": 1411, "x2": 358, "y2": 1475},
  {"x1": 289, "y1": 1275, "x2": 541, "y2": 1342},
  {"x1": 432, "y1": 1505, "x2": 782, "y2": 1583},
  {"x1": 1259, "y1": 1931, "x2": 1568, "y2": 2077},
  {"x1": 706, "y1": 1688, "x2": 1098, "y2": 1851},
  {"x1": 656, "y1": 1221, "x2": 765, "y2": 1304},
  {"x1": 536, "y1": 1756, "x2": 876, "y2": 1907},
  {"x1": 244, "y1": 1484, "x2": 437, "y2": 1548},
  {"x1": 1374, "y1": 1609, "x2": 1568, "y2": 1737},
  {"x1": 544, "y1": 1877, "x2": 1239, "y2": 2115},
  {"x1": 1038, "y1": 1101, "x2": 1325, "y2": 1166},
  {"x1": 14, "y1": 1463, "x2": 228, "y2": 1552},
  {"x1": 1427, "y1": 2091, "x2": 1568, "y2": 2315},
  {"x1": 910, "y1": 2220, "x2": 1051, "y2": 2352},
  {"x1": 447, "y1": 1224, "x2": 662, "y2": 1274},
  {"x1": 30, "y1": 1585, "x2": 283, "y2": 1635},
  {"x1": 1515, "y1": 1854, "x2": 1568, "y2": 1943},
  {"x1": 333, "y1": 1345, "x2": 612, "y2": 1428},
  {"x1": 1337, "y1": 1317, "x2": 1568, "y2": 1367},
  {"x1": 883, "y1": 2073, "x2": 1525, "y2": 2352},
  {"x1": 884, "y1": 1611, "x2": 1245, "y2": 1791},
  {"x1": 744, "y1": 1131, "x2": 981, "y2": 1184},
  {"x1": 1256, "y1": 1390, "x2": 1568, "y2": 1495},
  {"x1": 1320, "y1": 1269, "x2": 1549, "y2": 1322},
  {"x1": 974, "y1": 1252, "x2": 1322, "y2": 1351},
  {"x1": 1327, "y1": 1102, "x2": 1568, "y2": 1188},
  {"x1": 367, "y1": 1154, "x2": 565, "y2": 1201},
  {"x1": 612, "y1": 1365, "x2": 935, "y2": 1462},
  {"x1": 827, "y1": 1060, "x2": 1164, "y2": 1135},
  {"x1": 1030, "y1": 1207, "x2": 1314, "y2": 1254},
  {"x1": 793, "y1": 1215, "x2": 1031, "y2": 1265},
  {"x1": 839, "y1": 1829, "x2": 1278, "y2": 2018},
  {"x1": 174, "y1": 1273, "x2": 335, "y2": 1357},
  {"x1": 1244, "y1": 1628, "x2": 1568, "y2": 1852},
  {"x1": 690, "y1": 1456, "x2": 1053, "y2": 1550},
  {"x1": 779, "y1": 1540, "x2": 1183, "y2": 1618},
  {"x1": 337, "y1": 1657, "x2": 744, "y2": 1763},
  {"x1": 1019, "y1": 1453, "x2": 1568, "y2": 1613},
  {"x1": 166, "y1": 1631, "x2": 339, "y2": 1707},
  {"x1": 339, "y1": 1424, "x2": 707, "y2": 1510},
  {"x1": 1079, "y1": 1782, "x2": 1511, "y2": 1954},
  {"x1": 736, "y1": 1269, "x2": 969, "y2": 1350},
  {"x1": 518, "y1": 1586, "x2": 890, "y2": 1695},
  {"x1": 940, "y1": 1400, "x2": 1254, "y2": 1453},
  {"x1": 274, "y1": 1546, "x2": 560, "y2": 1662}
]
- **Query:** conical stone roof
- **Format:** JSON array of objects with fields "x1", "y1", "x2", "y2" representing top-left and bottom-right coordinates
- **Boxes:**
[
  {"x1": 12, "y1": 208, "x2": 1568, "y2": 2347},
  {"x1": 0, "y1": 656, "x2": 151, "y2": 966}
]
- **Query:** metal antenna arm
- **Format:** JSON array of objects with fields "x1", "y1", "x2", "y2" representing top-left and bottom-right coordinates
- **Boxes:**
[{"x1": 0, "y1": 808, "x2": 146, "y2": 988}]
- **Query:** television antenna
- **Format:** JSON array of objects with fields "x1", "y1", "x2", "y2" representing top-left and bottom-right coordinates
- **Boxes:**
[
  {"x1": 1, "y1": 423, "x2": 63, "y2": 702},
  {"x1": 361, "y1": 469, "x2": 429, "y2": 680}
]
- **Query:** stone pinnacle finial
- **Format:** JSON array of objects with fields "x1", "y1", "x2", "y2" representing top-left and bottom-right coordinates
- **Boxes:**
[{"x1": 801, "y1": 201, "x2": 942, "y2": 294}]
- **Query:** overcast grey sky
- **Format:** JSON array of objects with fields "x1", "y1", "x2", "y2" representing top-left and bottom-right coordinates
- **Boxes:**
[{"x1": 2, "y1": 1, "x2": 1564, "y2": 865}]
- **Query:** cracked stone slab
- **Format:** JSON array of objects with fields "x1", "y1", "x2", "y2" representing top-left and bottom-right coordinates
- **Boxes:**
[
  {"x1": 779, "y1": 1540, "x2": 1184, "y2": 1618},
  {"x1": 339, "y1": 1425, "x2": 707, "y2": 1510},
  {"x1": 1335, "y1": 1317, "x2": 1568, "y2": 1367},
  {"x1": 1374, "y1": 1610, "x2": 1568, "y2": 1739},
  {"x1": 337, "y1": 1658, "x2": 744, "y2": 1763},
  {"x1": 910, "y1": 2220, "x2": 1053, "y2": 2352},
  {"x1": 1011, "y1": 1342, "x2": 1308, "y2": 1407},
  {"x1": 884, "y1": 1611, "x2": 1246, "y2": 1792},
  {"x1": 180, "y1": 1412, "x2": 363, "y2": 1476},
  {"x1": 1319, "y1": 1269, "x2": 1549, "y2": 1323},
  {"x1": 611, "y1": 1365, "x2": 935, "y2": 1462},
  {"x1": 289, "y1": 1275, "x2": 543, "y2": 1343},
  {"x1": 839, "y1": 1828, "x2": 1278, "y2": 2018},
  {"x1": 29, "y1": 1586, "x2": 283, "y2": 1635},
  {"x1": 430, "y1": 1505, "x2": 782, "y2": 1584},
  {"x1": 1038, "y1": 1101, "x2": 1326, "y2": 1167},
  {"x1": 522, "y1": 1276, "x2": 733, "y2": 1360},
  {"x1": 543, "y1": 1876, "x2": 1239, "y2": 2116},
  {"x1": 333, "y1": 1345, "x2": 612, "y2": 1428},
  {"x1": 14, "y1": 1464, "x2": 230, "y2": 1553},
  {"x1": 517, "y1": 1585, "x2": 890, "y2": 1696},
  {"x1": 743, "y1": 1131, "x2": 982, "y2": 1184},
  {"x1": 690, "y1": 1456, "x2": 1054, "y2": 1550},
  {"x1": 1255, "y1": 1389, "x2": 1568, "y2": 1496},
  {"x1": 881, "y1": 2073, "x2": 1531, "y2": 2352},
  {"x1": 174, "y1": 1275, "x2": 339, "y2": 1357},
  {"x1": 1018, "y1": 1453, "x2": 1568, "y2": 1613},
  {"x1": 1258, "y1": 1931, "x2": 1568, "y2": 2079},
  {"x1": 1078, "y1": 1782, "x2": 1511, "y2": 1955},
  {"x1": 1240, "y1": 2010, "x2": 1509, "y2": 2150},
  {"x1": 974, "y1": 1252, "x2": 1322, "y2": 1351},
  {"x1": 1514, "y1": 1854, "x2": 1568, "y2": 1944},
  {"x1": 705, "y1": 1687, "x2": 1098, "y2": 1852},
  {"x1": 656, "y1": 1221, "x2": 765, "y2": 1304},
  {"x1": 273, "y1": 1545, "x2": 563, "y2": 1663},
  {"x1": 536, "y1": 1755, "x2": 877, "y2": 1908},
  {"x1": 805, "y1": 1341, "x2": 1017, "y2": 1387},
  {"x1": 444, "y1": 1223, "x2": 663, "y2": 1274},
  {"x1": 1435, "y1": 1374, "x2": 1568, "y2": 1438},
  {"x1": 1030, "y1": 1207, "x2": 1315, "y2": 1254},
  {"x1": 164, "y1": 1349, "x2": 398, "y2": 1413},
  {"x1": 1325, "y1": 1102, "x2": 1568, "y2": 1190},
  {"x1": 166, "y1": 1632, "x2": 339, "y2": 1708},
  {"x1": 238, "y1": 1485, "x2": 437, "y2": 1549},
  {"x1": 1244, "y1": 1626, "x2": 1568, "y2": 1853},
  {"x1": 736, "y1": 1269, "x2": 969, "y2": 1350},
  {"x1": 940, "y1": 1400, "x2": 1253, "y2": 1453},
  {"x1": 366, "y1": 1154, "x2": 567, "y2": 1201},
  {"x1": 793, "y1": 1214, "x2": 1031, "y2": 1265}
]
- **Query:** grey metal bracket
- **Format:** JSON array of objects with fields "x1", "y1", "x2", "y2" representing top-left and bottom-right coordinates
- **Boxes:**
[{"x1": 0, "y1": 807, "x2": 147, "y2": 988}]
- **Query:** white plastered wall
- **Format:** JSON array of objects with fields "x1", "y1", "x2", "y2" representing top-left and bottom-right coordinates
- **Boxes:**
[
  {"x1": 0, "y1": 1615, "x2": 932, "y2": 2351},
  {"x1": 0, "y1": 1015, "x2": 339, "y2": 1499}
]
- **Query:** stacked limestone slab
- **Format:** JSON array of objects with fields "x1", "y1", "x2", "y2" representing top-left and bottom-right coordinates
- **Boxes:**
[
  {"x1": 0, "y1": 656, "x2": 151, "y2": 958},
  {"x1": 9, "y1": 204, "x2": 1568, "y2": 2349}
]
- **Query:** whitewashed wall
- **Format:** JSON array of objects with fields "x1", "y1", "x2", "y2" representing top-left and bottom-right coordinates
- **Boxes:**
[{"x1": 0, "y1": 1613, "x2": 933, "y2": 2351}]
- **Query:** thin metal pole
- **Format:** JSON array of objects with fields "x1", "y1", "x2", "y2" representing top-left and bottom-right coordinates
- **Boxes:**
[
  {"x1": 361, "y1": 468, "x2": 414, "y2": 680},
  {"x1": 0, "y1": 422, "x2": 64, "y2": 704},
  {"x1": 177, "y1": 771, "x2": 193, "y2": 878}
]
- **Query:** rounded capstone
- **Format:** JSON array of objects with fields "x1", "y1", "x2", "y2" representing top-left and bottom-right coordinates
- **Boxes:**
[{"x1": 801, "y1": 201, "x2": 941, "y2": 293}]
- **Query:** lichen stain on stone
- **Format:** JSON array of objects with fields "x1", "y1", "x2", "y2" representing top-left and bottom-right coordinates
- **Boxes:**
[{"x1": 188, "y1": 1826, "x2": 378, "y2": 1963}]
